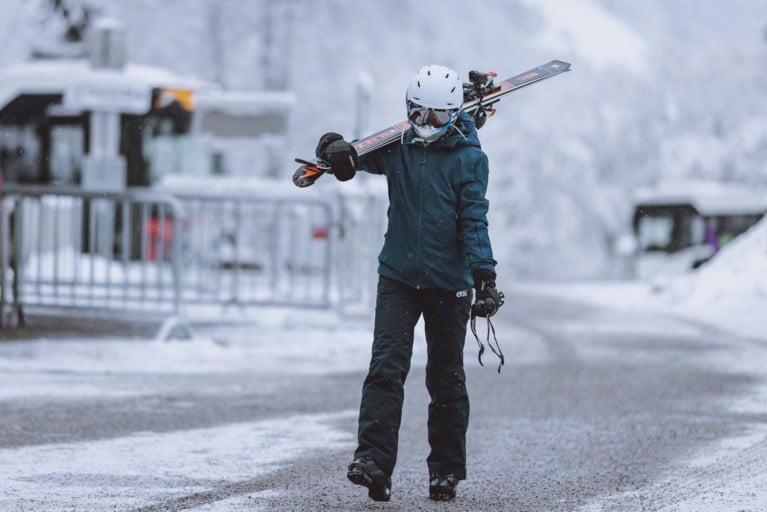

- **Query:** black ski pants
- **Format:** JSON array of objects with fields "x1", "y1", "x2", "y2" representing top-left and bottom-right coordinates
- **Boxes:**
[{"x1": 354, "y1": 275, "x2": 472, "y2": 479}]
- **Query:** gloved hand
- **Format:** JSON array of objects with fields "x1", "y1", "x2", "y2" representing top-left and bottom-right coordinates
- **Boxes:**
[
  {"x1": 315, "y1": 132, "x2": 359, "y2": 181},
  {"x1": 472, "y1": 269, "x2": 504, "y2": 317}
]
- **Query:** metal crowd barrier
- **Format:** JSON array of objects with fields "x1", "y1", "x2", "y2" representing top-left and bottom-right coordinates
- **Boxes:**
[
  {"x1": 0, "y1": 186, "x2": 183, "y2": 327},
  {"x1": 334, "y1": 189, "x2": 387, "y2": 317},
  {"x1": 0, "y1": 185, "x2": 373, "y2": 327},
  {"x1": 172, "y1": 193, "x2": 334, "y2": 310}
]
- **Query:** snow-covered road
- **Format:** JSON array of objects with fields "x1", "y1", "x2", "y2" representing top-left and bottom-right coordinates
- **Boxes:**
[{"x1": 0, "y1": 286, "x2": 765, "y2": 511}]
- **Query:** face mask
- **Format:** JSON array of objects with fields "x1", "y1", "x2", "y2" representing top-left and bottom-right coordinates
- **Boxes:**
[{"x1": 411, "y1": 123, "x2": 448, "y2": 143}]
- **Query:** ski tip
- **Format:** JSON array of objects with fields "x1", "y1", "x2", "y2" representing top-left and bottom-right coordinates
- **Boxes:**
[{"x1": 546, "y1": 60, "x2": 572, "y2": 72}]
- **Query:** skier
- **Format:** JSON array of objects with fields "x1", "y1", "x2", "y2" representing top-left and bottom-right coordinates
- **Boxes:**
[{"x1": 314, "y1": 64, "x2": 504, "y2": 502}]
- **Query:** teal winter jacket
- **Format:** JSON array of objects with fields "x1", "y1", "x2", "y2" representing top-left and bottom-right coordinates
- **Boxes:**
[{"x1": 358, "y1": 111, "x2": 496, "y2": 291}]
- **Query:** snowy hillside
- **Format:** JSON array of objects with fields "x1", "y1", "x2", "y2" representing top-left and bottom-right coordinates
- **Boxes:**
[
  {"x1": 1, "y1": 0, "x2": 766, "y2": 280},
  {"x1": 519, "y1": 0, "x2": 649, "y2": 73}
]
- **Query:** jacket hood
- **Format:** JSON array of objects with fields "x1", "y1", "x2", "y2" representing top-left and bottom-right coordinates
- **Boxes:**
[{"x1": 404, "y1": 111, "x2": 481, "y2": 149}]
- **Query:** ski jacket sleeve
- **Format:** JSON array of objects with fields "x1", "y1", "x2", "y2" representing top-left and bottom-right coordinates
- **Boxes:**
[
  {"x1": 457, "y1": 153, "x2": 496, "y2": 273},
  {"x1": 357, "y1": 144, "x2": 399, "y2": 176}
]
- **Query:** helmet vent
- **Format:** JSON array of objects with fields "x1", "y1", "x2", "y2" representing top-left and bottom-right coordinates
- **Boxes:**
[{"x1": 406, "y1": 65, "x2": 462, "y2": 114}]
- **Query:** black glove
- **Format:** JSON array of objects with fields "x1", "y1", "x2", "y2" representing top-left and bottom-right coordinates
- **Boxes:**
[
  {"x1": 472, "y1": 269, "x2": 504, "y2": 318},
  {"x1": 315, "y1": 132, "x2": 358, "y2": 182}
]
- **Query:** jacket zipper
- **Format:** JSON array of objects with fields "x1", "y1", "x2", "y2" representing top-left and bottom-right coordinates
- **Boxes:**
[{"x1": 415, "y1": 145, "x2": 428, "y2": 289}]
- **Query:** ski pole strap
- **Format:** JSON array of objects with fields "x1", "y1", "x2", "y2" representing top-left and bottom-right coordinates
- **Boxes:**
[
  {"x1": 470, "y1": 312, "x2": 505, "y2": 373},
  {"x1": 470, "y1": 314, "x2": 485, "y2": 367}
]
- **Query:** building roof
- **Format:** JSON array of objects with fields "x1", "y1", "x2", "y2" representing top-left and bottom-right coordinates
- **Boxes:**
[
  {"x1": 0, "y1": 58, "x2": 220, "y2": 118},
  {"x1": 634, "y1": 181, "x2": 767, "y2": 216}
]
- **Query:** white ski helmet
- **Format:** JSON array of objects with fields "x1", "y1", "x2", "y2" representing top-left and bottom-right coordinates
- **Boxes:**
[
  {"x1": 406, "y1": 65, "x2": 463, "y2": 110},
  {"x1": 406, "y1": 64, "x2": 463, "y2": 142}
]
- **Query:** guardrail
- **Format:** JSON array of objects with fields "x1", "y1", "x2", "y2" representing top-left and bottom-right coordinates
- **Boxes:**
[{"x1": 0, "y1": 184, "x2": 381, "y2": 327}]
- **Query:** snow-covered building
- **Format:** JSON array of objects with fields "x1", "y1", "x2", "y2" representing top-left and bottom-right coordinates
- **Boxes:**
[
  {"x1": 631, "y1": 181, "x2": 767, "y2": 277},
  {"x1": 0, "y1": 18, "x2": 294, "y2": 190}
]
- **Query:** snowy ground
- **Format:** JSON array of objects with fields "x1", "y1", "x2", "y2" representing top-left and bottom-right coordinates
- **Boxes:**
[
  {"x1": 0, "y1": 219, "x2": 767, "y2": 512},
  {"x1": 0, "y1": 283, "x2": 767, "y2": 512},
  {"x1": 0, "y1": 411, "x2": 354, "y2": 510},
  {"x1": 0, "y1": 312, "x2": 366, "y2": 511},
  {"x1": 511, "y1": 277, "x2": 767, "y2": 511},
  {"x1": 2, "y1": 291, "x2": 766, "y2": 510},
  {"x1": 519, "y1": 218, "x2": 767, "y2": 511}
]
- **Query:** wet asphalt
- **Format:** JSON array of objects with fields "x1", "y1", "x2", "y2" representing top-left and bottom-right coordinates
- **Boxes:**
[{"x1": 1, "y1": 291, "x2": 764, "y2": 511}]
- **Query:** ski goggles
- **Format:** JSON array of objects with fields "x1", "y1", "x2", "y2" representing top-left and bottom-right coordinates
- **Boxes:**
[{"x1": 407, "y1": 101, "x2": 459, "y2": 128}]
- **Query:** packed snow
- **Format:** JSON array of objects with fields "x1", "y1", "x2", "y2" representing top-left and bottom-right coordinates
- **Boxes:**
[{"x1": 0, "y1": 411, "x2": 354, "y2": 510}]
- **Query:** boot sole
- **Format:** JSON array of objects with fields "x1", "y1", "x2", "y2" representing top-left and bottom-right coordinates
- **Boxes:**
[
  {"x1": 429, "y1": 486, "x2": 456, "y2": 501},
  {"x1": 347, "y1": 469, "x2": 391, "y2": 502},
  {"x1": 429, "y1": 491, "x2": 456, "y2": 501}
]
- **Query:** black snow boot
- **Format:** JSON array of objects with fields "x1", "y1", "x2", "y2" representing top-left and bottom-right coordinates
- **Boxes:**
[
  {"x1": 429, "y1": 473, "x2": 458, "y2": 501},
  {"x1": 347, "y1": 457, "x2": 392, "y2": 502}
]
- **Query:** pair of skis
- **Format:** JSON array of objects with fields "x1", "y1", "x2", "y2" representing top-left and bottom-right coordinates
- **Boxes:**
[{"x1": 293, "y1": 59, "x2": 571, "y2": 187}]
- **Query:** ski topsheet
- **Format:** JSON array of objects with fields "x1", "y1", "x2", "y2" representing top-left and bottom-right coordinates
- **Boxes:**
[{"x1": 293, "y1": 60, "x2": 571, "y2": 187}]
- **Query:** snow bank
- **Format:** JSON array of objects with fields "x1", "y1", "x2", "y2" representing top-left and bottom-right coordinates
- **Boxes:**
[
  {"x1": 675, "y1": 216, "x2": 767, "y2": 308},
  {"x1": 655, "y1": 216, "x2": 767, "y2": 339},
  {"x1": 517, "y1": 217, "x2": 767, "y2": 340}
]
